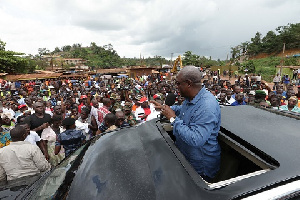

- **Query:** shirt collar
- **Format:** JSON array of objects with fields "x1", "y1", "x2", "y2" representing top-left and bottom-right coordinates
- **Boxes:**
[
  {"x1": 187, "y1": 87, "x2": 206, "y2": 105},
  {"x1": 10, "y1": 141, "x2": 31, "y2": 145}
]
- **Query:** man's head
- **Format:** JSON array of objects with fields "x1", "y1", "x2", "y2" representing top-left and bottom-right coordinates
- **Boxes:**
[
  {"x1": 288, "y1": 96, "x2": 298, "y2": 109},
  {"x1": 18, "y1": 122, "x2": 30, "y2": 137},
  {"x1": 115, "y1": 111, "x2": 125, "y2": 127},
  {"x1": 102, "y1": 98, "x2": 111, "y2": 107},
  {"x1": 33, "y1": 102, "x2": 45, "y2": 114},
  {"x1": 270, "y1": 95, "x2": 280, "y2": 107},
  {"x1": 176, "y1": 66, "x2": 202, "y2": 99},
  {"x1": 25, "y1": 98, "x2": 32, "y2": 106},
  {"x1": 10, "y1": 126, "x2": 27, "y2": 142},
  {"x1": 104, "y1": 113, "x2": 116, "y2": 128},
  {"x1": 1, "y1": 112, "x2": 13, "y2": 125},
  {"x1": 234, "y1": 85, "x2": 241, "y2": 94},
  {"x1": 80, "y1": 107, "x2": 90, "y2": 120},
  {"x1": 51, "y1": 115, "x2": 62, "y2": 128},
  {"x1": 92, "y1": 99, "x2": 98, "y2": 108},
  {"x1": 62, "y1": 118, "x2": 76, "y2": 130},
  {"x1": 235, "y1": 93, "x2": 244, "y2": 103},
  {"x1": 123, "y1": 102, "x2": 132, "y2": 116},
  {"x1": 54, "y1": 105, "x2": 62, "y2": 115},
  {"x1": 219, "y1": 93, "x2": 226, "y2": 102}
]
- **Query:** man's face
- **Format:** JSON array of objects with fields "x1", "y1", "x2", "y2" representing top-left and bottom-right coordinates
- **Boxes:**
[
  {"x1": 236, "y1": 93, "x2": 244, "y2": 102},
  {"x1": 80, "y1": 111, "x2": 88, "y2": 120},
  {"x1": 34, "y1": 102, "x2": 45, "y2": 114},
  {"x1": 124, "y1": 109, "x2": 131, "y2": 116},
  {"x1": 20, "y1": 124, "x2": 30, "y2": 136},
  {"x1": 54, "y1": 106, "x2": 62, "y2": 115},
  {"x1": 175, "y1": 74, "x2": 188, "y2": 98},
  {"x1": 234, "y1": 86, "x2": 241, "y2": 94},
  {"x1": 92, "y1": 101, "x2": 98, "y2": 108},
  {"x1": 116, "y1": 112, "x2": 125, "y2": 127},
  {"x1": 288, "y1": 99, "x2": 297, "y2": 107},
  {"x1": 2, "y1": 116, "x2": 11, "y2": 125},
  {"x1": 53, "y1": 120, "x2": 62, "y2": 127},
  {"x1": 219, "y1": 93, "x2": 226, "y2": 101},
  {"x1": 270, "y1": 97, "x2": 279, "y2": 107}
]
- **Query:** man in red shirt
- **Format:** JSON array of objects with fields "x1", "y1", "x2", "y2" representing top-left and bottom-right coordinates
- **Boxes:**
[{"x1": 97, "y1": 98, "x2": 111, "y2": 125}]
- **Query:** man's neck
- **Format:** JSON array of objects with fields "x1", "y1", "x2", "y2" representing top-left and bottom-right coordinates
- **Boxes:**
[
  {"x1": 188, "y1": 87, "x2": 202, "y2": 101},
  {"x1": 35, "y1": 112, "x2": 44, "y2": 117}
]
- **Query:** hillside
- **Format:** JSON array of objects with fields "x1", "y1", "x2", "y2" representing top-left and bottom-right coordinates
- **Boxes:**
[{"x1": 251, "y1": 48, "x2": 300, "y2": 59}]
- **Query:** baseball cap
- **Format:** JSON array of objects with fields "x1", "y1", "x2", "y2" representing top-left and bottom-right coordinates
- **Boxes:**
[
  {"x1": 138, "y1": 97, "x2": 148, "y2": 103},
  {"x1": 80, "y1": 95, "x2": 88, "y2": 99}
]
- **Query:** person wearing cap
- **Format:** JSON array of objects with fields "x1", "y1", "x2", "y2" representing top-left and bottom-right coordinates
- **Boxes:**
[
  {"x1": 0, "y1": 126, "x2": 51, "y2": 182},
  {"x1": 153, "y1": 94, "x2": 161, "y2": 101},
  {"x1": 151, "y1": 66, "x2": 221, "y2": 182},
  {"x1": 15, "y1": 104, "x2": 28, "y2": 120},
  {"x1": 78, "y1": 95, "x2": 88, "y2": 114},
  {"x1": 279, "y1": 96, "x2": 300, "y2": 113},
  {"x1": 131, "y1": 95, "x2": 141, "y2": 112},
  {"x1": 55, "y1": 118, "x2": 86, "y2": 157},
  {"x1": 1, "y1": 112, "x2": 15, "y2": 133},
  {"x1": 134, "y1": 97, "x2": 151, "y2": 122},
  {"x1": 111, "y1": 95, "x2": 122, "y2": 114},
  {"x1": 123, "y1": 102, "x2": 137, "y2": 126}
]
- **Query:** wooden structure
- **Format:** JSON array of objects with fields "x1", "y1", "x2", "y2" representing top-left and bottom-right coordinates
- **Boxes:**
[{"x1": 127, "y1": 66, "x2": 157, "y2": 78}]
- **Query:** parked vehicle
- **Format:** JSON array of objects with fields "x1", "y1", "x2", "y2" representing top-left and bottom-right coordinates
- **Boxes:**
[{"x1": 1, "y1": 106, "x2": 300, "y2": 199}]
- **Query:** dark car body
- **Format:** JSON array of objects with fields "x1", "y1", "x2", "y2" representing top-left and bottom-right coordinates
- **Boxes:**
[{"x1": 2, "y1": 106, "x2": 300, "y2": 199}]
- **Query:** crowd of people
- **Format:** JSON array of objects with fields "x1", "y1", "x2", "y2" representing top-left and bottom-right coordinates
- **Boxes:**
[{"x1": 1, "y1": 68, "x2": 300, "y2": 182}]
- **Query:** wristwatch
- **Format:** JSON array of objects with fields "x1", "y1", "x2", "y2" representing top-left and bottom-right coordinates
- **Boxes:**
[{"x1": 169, "y1": 117, "x2": 176, "y2": 123}]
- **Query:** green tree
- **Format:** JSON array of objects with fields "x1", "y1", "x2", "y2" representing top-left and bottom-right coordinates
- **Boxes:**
[
  {"x1": 0, "y1": 40, "x2": 6, "y2": 51},
  {"x1": 247, "y1": 32, "x2": 262, "y2": 56},
  {"x1": 261, "y1": 31, "x2": 279, "y2": 53}
]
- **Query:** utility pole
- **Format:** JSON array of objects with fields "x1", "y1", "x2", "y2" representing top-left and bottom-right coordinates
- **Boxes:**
[
  {"x1": 280, "y1": 43, "x2": 286, "y2": 76},
  {"x1": 170, "y1": 53, "x2": 174, "y2": 66}
]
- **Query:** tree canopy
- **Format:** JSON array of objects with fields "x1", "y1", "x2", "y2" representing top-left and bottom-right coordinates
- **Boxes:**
[
  {"x1": 231, "y1": 23, "x2": 300, "y2": 57},
  {"x1": 0, "y1": 39, "x2": 36, "y2": 74}
]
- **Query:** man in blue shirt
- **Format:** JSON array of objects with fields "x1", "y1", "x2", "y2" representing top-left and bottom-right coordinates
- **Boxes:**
[
  {"x1": 152, "y1": 66, "x2": 221, "y2": 181},
  {"x1": 231, "y1": 93, "x2": 246, "y2": 106},
  {"x1": 55, "y1": 118, "x2": 86, "y2": 157}
]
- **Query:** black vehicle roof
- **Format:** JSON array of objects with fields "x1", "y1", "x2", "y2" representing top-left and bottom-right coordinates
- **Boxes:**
[
  {"x1": 219, "y1": 106, "x2": 300, "y2": 198},
  {"x1": 62, "y1": 106, "x2": 300, "y2": 199},
  {"x1": 66, "y1": 121, "x2": 213, "y2": 200}
]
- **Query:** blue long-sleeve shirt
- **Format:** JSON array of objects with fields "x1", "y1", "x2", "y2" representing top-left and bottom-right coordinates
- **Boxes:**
[{"x1": 171, "y1": 87, "x2": 221, "y2": 178}]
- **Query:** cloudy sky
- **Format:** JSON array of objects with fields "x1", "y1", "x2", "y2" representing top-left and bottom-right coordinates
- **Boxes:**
[{"x1": 0, "y1": 0, "x2": 299, "y2": 60}]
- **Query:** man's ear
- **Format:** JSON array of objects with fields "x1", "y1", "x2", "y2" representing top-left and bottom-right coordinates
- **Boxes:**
[{"x1": 186, "y1": 79, "x2": 192, "y2": 87}]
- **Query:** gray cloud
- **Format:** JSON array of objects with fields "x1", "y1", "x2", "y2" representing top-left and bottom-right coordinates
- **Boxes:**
[{"x1": 1, "y1": 0, "x2": 299, "y2": 60}]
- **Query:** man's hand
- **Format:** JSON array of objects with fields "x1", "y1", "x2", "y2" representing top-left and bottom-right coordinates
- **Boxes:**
[
  {"x1": 45, "y1": 153, "x2": 50, "y2": 161},
  {"x1": 150, "y1": 100, "x2": 176, "y2": 120},
  {"x1": 42, "y1": 122, "x2": 49, "y2": 130}
]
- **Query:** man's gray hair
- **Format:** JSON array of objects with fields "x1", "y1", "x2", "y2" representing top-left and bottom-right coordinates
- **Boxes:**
[{"x1": 179, "y1": 66, "x2": 202, "y2": 84}]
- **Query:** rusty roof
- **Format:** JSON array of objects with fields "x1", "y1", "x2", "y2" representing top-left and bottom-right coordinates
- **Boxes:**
[
  {"x1": 96, "y1": 68, "x2": 127, "y2": 74},
  {"x1": 5, "y1": 73, "x2": 63, "y2": 81}
]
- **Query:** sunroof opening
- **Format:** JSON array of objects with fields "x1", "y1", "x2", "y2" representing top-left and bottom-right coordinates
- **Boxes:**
[{"x1": 207, "y1": 127, "x2": 279, "y2": 189}]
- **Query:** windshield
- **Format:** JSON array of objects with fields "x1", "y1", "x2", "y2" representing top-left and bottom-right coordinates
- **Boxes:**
[{"x1": 29, "y1": 145, "x2": 86, "y2": 199}]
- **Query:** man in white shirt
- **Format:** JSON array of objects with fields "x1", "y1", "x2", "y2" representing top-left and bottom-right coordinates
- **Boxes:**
[{"x1": 0, "y1": 126, "x2": 51, "y2": 182}]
